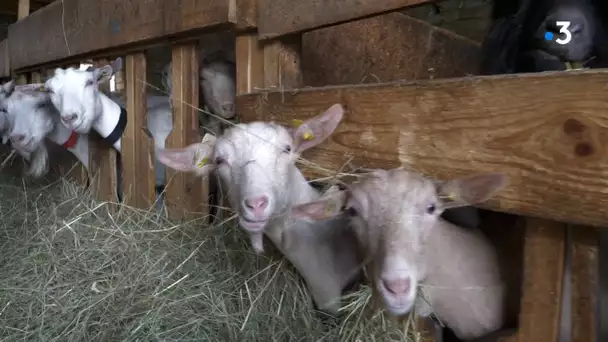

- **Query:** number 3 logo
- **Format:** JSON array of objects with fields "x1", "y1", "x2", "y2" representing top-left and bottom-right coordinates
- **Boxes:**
[{"x1": 555, "y1": 21, "x2": 572, "y2": 45}]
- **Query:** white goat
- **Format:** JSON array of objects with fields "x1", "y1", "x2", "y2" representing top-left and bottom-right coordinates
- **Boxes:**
[
  {"x1": 291, "y1": 168, "x2": 507, "y2": 340},
  {"x1": 39, "y1": 58, "x2": 172, "y2": 200},
  {"x1": 156, "y1": 104, "x2": 363, "y2": 314},
  {"x1": 4, "y1": 86, "x2": 90, "y2": 178}
]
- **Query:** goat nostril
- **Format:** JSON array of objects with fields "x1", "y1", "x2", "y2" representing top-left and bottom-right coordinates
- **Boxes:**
[
  {"x1": 12, "y1": 134, "x2": 25, "y2": 142},
  {"x1": 244, "y1": 196, "x2": 269, "y2": 210},
  {"x1": 383, "y1": 278, "x2": 411, "y2": 295},
  {"x1": 63, "y1": 114, "x2": 77, "y2": 123}
]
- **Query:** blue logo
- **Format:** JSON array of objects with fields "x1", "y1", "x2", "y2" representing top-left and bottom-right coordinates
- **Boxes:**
[{"x1": 544, "y1": 31, "x2": 554, "y2": 41}]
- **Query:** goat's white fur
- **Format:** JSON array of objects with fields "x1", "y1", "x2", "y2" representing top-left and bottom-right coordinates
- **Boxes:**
[
  {"x1": 155, "y1": 104, "x2": 362, "y2": 314},
  {"x1": 4, "y1": 87, "x2": 89, "y2": 177},
  {"x1": 42, "y1": 59, "x2": 172, "y2": 190},
  {"x1": 291, "y1": 168, "x2": 507, "y2": 340}
]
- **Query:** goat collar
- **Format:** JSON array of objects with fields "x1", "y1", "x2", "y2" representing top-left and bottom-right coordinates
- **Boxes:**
[
  {"x1": 62, "y1": 131, "x2": 79, "y2": 149},
  {"x1": 102, "y1": 106, "x2": 128, "y2": 146}
]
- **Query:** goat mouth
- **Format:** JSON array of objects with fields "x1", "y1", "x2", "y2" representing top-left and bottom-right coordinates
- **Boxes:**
[
  {"x1": 239, "y1": 218, "x2": 268, "y2": 232},
  {"x1": 377, "y1": 282, "x2": 415, "y2": 316}
]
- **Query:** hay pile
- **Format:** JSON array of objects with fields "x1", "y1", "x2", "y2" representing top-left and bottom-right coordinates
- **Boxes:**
[{"x1": 0, "y1": 172, "x2": 420, "y2": 341}]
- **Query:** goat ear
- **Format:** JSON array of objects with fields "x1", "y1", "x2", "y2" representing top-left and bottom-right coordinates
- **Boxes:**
[
  {"x1": 291, "y1": 190, "x2": 347, "y2": 222},
  {"x1": 436, "y1": 172, "x2": 507, "y2": 210},
  {"x1": 156, "y1": 141, "x2": 215, "y2": 177},
  {"x1": 291, "y1": 103, "x2": 344, "y2": 153},
  {"x1": 1, "y1": 80, "x2": 14, "y2": 95},
  {"x1": 111, "y1": 57, "x2": 124, "y2": 72},
  {"x1": 94, "y1": 65, "x2": 114, "y2": 83}
]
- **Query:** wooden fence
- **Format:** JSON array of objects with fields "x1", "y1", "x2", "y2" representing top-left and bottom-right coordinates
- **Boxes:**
[{"x1": 0, "y1": 0, "x2": 601, "y2": 341}]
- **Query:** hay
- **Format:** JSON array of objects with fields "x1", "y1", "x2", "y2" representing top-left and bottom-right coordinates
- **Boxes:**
[{"x1": 0, "y1": 172, "x2": 420, "y2": 341}]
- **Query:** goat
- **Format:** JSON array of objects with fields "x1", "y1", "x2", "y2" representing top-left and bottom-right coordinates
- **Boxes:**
[
  {"x1": 291, "y1": 168, "x2": 507, "y2": 341},
  {"x1": 156, "y1": 104, "x2": 362, "y2": 314},
  {"x1": 4, "y1": 86, "x2": 89, "y2": 178},
  {"x1": 161, "y1": 58, "x2": 236, "y2": 135},
  {"x1": 481, "y1": 0, "x2": 608, "y2": 73},
  {"x1": 37, "y1": 58, "x2": 172, "y2": 202}
]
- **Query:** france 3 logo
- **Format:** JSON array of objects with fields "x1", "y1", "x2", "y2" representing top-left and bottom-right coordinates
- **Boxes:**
[{"x1": 544, "y1": 21, "x2": 573, "y2": 45}]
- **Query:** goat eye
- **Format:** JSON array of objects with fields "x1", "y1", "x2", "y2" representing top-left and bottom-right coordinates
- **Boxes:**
[
  {"x1": 85, "y1": 80, "x2": 94, "y2": 87},
  {"x1": 426, "y1": 203, "x2": 436, "y2": 214},
  {"x1": 283, "y1": 145, "x2": 292, "y2": 153},
  {"x1": 214, "y1": 157, "x2": 224, "y2": 165}
]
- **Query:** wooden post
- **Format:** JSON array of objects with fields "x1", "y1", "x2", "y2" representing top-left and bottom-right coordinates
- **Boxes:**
[
  {"x1": 517, "y1": 218, "x2": 567, "y2": 342},
  {"x1": 571, "y1": 226, "x2": 599, "y2": 342},
  {"x1": 89, "y1": 59, "x2": 119, "y2": 210},
  {"x1": 17, "y1": 0, "x2": 30, "y2": 20},
  {"x1": 164, "y1": 43, "x2": 208, "y2": 220},
  {"x1": 123, "y1": 52, "x2": 155, "y2": 208}
]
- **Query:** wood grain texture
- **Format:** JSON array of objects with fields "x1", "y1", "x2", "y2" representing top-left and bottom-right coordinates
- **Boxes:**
[
  {"x1": 238, "y1": 70, "x2": 608, "y2": 227},
  {"x1": 571, "y1": 226, "x2": 599, "y2": 342},
  {"x1": 302, "y1": 13, "x2": 480, "y2": 86},
  {"x1": 234, "y1": 0, "x2": 257, "y2": 31},
  {"x1": 235, "y1": 33, "x2": 264, "y2": 94},
  {"x1": 89, "y1": 59, "x2": 119, "y2": 211},
  {"x1": 262, "y1": 35, "x2": 302, "y2": 88},
  {"x1": 0, "y1": 39, "x2": 9, "y2": 78},
  {"x1": 8, "y1": 0, "x2": 233, "y2": 70},
  {"x1": 123, "y1": 53, "x2": 155, "y2": 209},
  {"x1": 257, "y1": 0, "x2": 434, "y2": 39},
  {"x1": 517, "y1": 218, "x2": 566, "y2": 342},
  {"x1": 165, "y1": 44, "x2": 208, "y2": 221}
]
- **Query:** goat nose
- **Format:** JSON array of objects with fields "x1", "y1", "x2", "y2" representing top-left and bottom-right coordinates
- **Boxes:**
[
  {"x1": 62, "y1": 114, "x2": 77, "y2": 123},
  {"x1": 382, "y1": 277, "x2": 411, "y2": 295},
  {"x1": 10, "y1": 134, "x2": 25, "y2": 142},
  {"x1": 244, "y1": 196, "x2": 269, "y2": 211}
]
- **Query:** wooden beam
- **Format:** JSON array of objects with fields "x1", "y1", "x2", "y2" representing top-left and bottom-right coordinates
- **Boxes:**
[
  {"x1": 257, "y1": 0, "x2": 433, "y2": 39},
  {"x1": 123, "y1": 53, "x2": 155, "y2": 209},
  {"x1": 89, "y1": 59, "x2": 119, "y2": 211},
  {"x1": 302, "y1": 13, "x2": 480, "y2": 86},
  {"x1": 238, "y1": 70, "x2": 608, "y2": 227},
  {"x1": 0, "y1": 40, "x2": 9, "y2": 78},
  {"x1": 165, "y1": 43, "x2": 208, "y2": 221},
  {"x1": 17, "y1": 0, "x2": 30, "y2": 19},
  {"x1": 235, "y1": 0, "x2": 257, "y2": 31},
  {"x1": 8, "y1": 0, "x2": 234, "y2": 71},
  {"x1": 517, "y1": 218, "x2": 566, "y2": 342},
  {"x1": 571, "y1": 226, "x2": 599, "y2": 342}
]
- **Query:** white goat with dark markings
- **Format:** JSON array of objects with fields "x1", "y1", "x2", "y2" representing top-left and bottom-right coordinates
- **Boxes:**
[
  {"x1": 37, "y1": 58, "x2": 172, "y2": 201},
  {"x1": 291, "y1": 168, "x2": 507, "y2": 341},
  {"x1": 156, "y1": 104, "x2": 362, "y2": 314},
  {"x1": 3, "y1": 85, "x2": 90, "y2": 178}
]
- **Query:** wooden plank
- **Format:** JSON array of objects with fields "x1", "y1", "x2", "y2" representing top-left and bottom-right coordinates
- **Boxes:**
[
  {"x1": 571, "y1": 226, "x2": 599, "y2": 342},
  {"x1": 123, "y1": 53, "x2": 155, "y2": 209},
  {"x1": 257, "y1": 0, "x2": 433, "y2": 39},
  {"x1": 235, "y1": 34, "x2": 264, "y2": 94},
  {"x1": 17, "y1": 0, "x2": 29, "y2": 19},
  {"x1": 0, "y1": 40, "x2": 9, "y2": 78},
  {"x1": 165, "y1": 44, "x2": 208, "y2": 220},
  {"x1": 262, "y1": 35, "x2": 302, "y2": 88},
  {"x1": 8, "y1": 0, "x2": 234, "y2": 71},
  {"x1": 234, "y1": 0, "x2": 257, "y2": 31},
  {"x1": 238, "y1": 70, "x2": 608, "y2": 227},
  {"x1": 517, "y1": 218, "x2": 566, "y2": 342},
  {"x1": 302, "y1": 13, "x2": 480, "y2": 86},
  {"x1": 89, "y1": 59, "x2": 119, "y2": 210}
]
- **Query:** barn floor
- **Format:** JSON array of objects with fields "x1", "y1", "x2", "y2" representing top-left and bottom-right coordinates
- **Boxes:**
[{"x1": 0, "y1": 146, "x2": 419, "y2": 341}]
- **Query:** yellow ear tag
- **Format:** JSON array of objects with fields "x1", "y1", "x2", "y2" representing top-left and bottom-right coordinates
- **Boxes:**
[
  {"x1": 291, "y1": 119, "x2": 314, "y2": 140},
  {"x1": 291, "y1": 119, "x2": 304, "y2": 128},
  {"x1": 196, "y1": 156, "x2": 209, "y2": 169},
  {"x1": 325, "y1": 202, "x2": 336, "y2": 215}
]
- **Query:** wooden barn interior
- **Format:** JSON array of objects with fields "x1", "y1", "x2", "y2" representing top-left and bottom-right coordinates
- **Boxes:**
[{"x1": 0, "y1": 0, "x2": 604, "y2": 341}]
